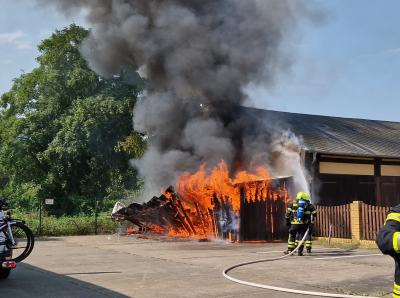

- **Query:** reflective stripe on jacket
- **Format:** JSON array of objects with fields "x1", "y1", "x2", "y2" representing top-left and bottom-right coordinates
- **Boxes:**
[
  {"x1": 286, "y1": 200, "x2": 317, "y2": 225},
  {"x1": 377, "y1": 209, "x2": 400, "y2": 256}
]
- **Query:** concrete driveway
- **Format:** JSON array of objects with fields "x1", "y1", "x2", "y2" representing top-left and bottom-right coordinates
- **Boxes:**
[{"x1": 0, "y1": 235, "x2": 394, "y2": 297}]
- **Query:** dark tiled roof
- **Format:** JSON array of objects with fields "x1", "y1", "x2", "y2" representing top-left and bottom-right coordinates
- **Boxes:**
[{"x1": 242, "y1": 107, "x2": 400, "y2": 158}]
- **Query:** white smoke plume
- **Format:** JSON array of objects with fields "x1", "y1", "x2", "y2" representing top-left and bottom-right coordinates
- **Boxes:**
[
  {"x1": 269, "y1": 131, "x2": 310, "y2": 194},
  {"x1": 40, "y1": 0, "x2": 321, "y2": 200}
]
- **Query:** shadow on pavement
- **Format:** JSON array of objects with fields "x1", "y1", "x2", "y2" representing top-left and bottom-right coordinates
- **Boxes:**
[
  {"x1": 0, "y1": 263, "x2": 130, "y2": 298},
  {"x1": 64, "y1": 271, "x2": 122, "y2": 276},
  {"x1": 35, "y1": 237, "x2": 65, "y2": 242}
]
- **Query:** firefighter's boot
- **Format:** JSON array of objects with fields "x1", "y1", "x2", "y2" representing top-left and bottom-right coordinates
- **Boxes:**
[
  {"x1": 297, "y1": 245, "x2": 304, "y2": 256},
  {"x1": 305, "y1": 240, "x2": 312, "y2": 253}
]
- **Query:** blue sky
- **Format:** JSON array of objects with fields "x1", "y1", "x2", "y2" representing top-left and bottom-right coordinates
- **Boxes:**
[
  {"x1": 0, "y1": 0, "x2": 85, "y2": 94},
  {"x1": 1, "y1": 1, "x2": 400, "y2": 121}
]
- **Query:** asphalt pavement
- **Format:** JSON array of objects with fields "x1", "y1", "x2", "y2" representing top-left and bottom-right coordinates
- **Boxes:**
[{"x1": 0, "y1": 235, "x2": 394, "y2": 297}]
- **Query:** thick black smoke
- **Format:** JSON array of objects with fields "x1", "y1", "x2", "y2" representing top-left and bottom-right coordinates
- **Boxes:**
[{"x1": 41, "y1": 0, "x2": 320, "y2": 199}]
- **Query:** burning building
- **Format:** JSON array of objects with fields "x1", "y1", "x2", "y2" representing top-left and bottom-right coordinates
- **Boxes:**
[{"x1": 112, "y1": 162, "x2": 291, "y2": 242}]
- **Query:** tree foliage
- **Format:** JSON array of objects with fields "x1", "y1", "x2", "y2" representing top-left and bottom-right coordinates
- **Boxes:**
[{"x1": 0, "y1": 24, "x2": 144, "y2": 214}]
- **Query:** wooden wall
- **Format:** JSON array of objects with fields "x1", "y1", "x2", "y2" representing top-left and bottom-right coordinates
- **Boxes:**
[
  {"x1": 317, "y1": 174, "x2": 375, "y2": 206},
  {"x1": 306, "y1": 153, "x2": 400, "y2": 207}
]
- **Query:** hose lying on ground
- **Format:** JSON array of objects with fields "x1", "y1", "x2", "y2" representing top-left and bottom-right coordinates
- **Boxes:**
[{"x1": 223, "y1": 228, "x2": 380, "y2": 298}]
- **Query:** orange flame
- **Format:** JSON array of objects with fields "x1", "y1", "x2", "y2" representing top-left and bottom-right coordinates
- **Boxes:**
[
  {"x1": 146, "y1": 160, "x2": 289, "y2": 240},
  {"x1": 176, "y1": 160, "x2": 271, "y2": 211}
]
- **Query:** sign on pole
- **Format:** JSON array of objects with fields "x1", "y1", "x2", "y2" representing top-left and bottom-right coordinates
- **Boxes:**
[{"x1": 45, "y1": 198, "x2": 54, "y2": 205}]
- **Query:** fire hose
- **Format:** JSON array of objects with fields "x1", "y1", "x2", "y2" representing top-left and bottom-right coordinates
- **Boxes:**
[{"x1": 222, "y1": 228, "x2": 380, "y2": 298}]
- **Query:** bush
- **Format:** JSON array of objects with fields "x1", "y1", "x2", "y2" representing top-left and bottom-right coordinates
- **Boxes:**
[
  {"x1": 46, "y1": 195, "x2": 97, "y2": 216},
  {"x1": 11, "y1": 210, "x2": 119, "y2": 236}
]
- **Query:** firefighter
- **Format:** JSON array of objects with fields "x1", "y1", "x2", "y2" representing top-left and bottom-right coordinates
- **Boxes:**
[
  {"x1": 303, "y1": 193, "x2": 317, "y2": 253},
  {"x1": 284, "y1": 191, "x2": 315, "y2": 256},
  {"x1": 376, "y1": 205, "x2": 400, "y2": 298}
]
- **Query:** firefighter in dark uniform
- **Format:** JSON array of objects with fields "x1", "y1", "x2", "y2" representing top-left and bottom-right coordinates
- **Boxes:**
[
  {"x1": 376, "y1": 205, "x2": 400, "y2": 298},
  {"x1": 285, "y1": 192, "x2": 316, "y2": 256},
  {"x1": 303, "y1": 194, "x2": 317, "y2": 253}
]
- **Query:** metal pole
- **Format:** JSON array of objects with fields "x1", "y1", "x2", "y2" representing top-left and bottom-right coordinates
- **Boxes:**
[
  {"x1": 94, "y1": 198, "x2": 99, "y2": 235},
  {"x1": 39, "y1": 198, "x2": 42, "y2": 236}
]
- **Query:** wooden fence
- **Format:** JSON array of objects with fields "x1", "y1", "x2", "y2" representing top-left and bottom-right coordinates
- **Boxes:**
[
  {"x1": 239, "y1": 190, "x2": 287, "y2": 241},
  {"x1": 238, "y1": 197, "x2": 390, "y2": 242},
  {"x1": 314, "y1": 204, "x2": 351, "y2": 238},
  {"x1": 360, "y1": 203, "x2": 389, "y2": 240}
]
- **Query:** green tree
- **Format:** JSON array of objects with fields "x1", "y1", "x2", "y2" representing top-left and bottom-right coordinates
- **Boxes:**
[{"x1": 0, "y1": 24, "x2": 144, "y2": 214}]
